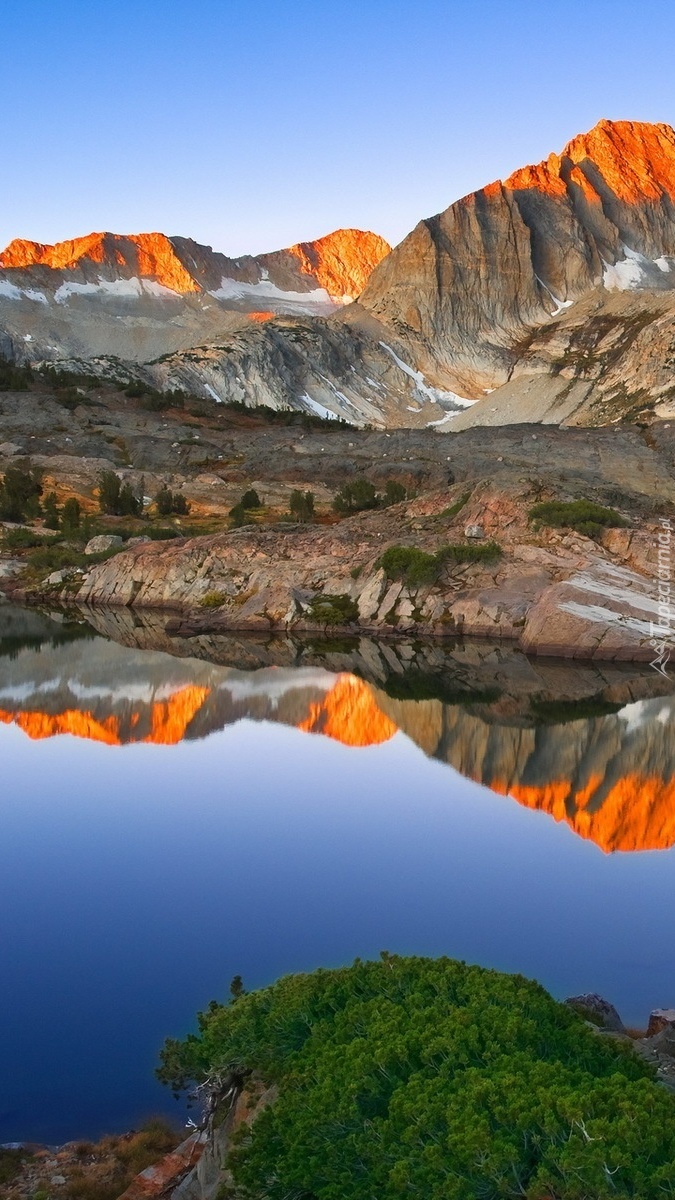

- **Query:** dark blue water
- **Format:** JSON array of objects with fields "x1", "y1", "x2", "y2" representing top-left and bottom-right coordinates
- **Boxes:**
[{"x1": 2, "y1": 704, "x2": 675, "y2": 1143}]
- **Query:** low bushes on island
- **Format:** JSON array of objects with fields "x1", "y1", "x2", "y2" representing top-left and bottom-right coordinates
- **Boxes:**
[
  {"x1": 158, "y1": 954, "x2": 675, "y2": 1200},
  {"x1": 528, "y1": 498, "x2": 629, "y2": 539}
]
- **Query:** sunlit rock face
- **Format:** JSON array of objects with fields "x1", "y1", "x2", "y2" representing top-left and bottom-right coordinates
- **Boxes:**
[
  {"x1": 359, "y1": 119, "x2": 675, "y2": 392},
  {"x1": 1, "y1": 612, "x2": 673, "y2": 854},
  {"x1": 0, "y1": 227, "x2": 390, "y2": 309}
]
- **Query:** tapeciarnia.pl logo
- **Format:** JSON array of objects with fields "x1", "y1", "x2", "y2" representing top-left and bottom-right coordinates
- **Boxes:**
[{"x1": 650, "y1": 517, "x2": 673, "y2": 677}]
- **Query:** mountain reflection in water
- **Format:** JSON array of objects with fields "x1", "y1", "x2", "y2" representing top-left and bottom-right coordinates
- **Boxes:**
[{"x1": 1, "y1": 604, "x2": 673, "y2": 854}]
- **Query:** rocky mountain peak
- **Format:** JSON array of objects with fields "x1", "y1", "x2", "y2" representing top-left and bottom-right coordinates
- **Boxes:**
[
  {"x1": 0, "y1": 231, "x2": 201, "y2": 293},
  {"x1": 284, "y1": 229, "x2": 391, "y2": 301},
  {"x1": 358, "y1": 118, "x2": 675, "y2": 398},
  {"x1": 505, "y1": 119, "x2": 675, "y2": 206}
]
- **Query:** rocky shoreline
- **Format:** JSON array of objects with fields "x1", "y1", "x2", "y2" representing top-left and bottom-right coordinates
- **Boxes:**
[{"x1": 7, "y1": 476, "x2": 667, "y2": 665}]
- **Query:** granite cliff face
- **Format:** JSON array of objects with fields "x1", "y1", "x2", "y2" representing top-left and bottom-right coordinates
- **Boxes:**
[{"x1": 359, "y1": 120, "x2": 675, "y2": 390}]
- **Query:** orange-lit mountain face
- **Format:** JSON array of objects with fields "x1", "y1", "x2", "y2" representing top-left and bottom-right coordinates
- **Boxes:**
[
  {"x1": 504, "y1": 120, "x2": 675, "y2": 206},
  {"x1": 492, "y1": 773, "x2": 675, "y2": 855},
  {"x1": 0, "y1": 232, "x2": 200, "y2": 294},
  {"x1": 3, "y1": 120, "x2": 675, "y2": 425},
  {"x1": 279, "y1": 229, "x2": 391, "y2": 302},
  {"x1": 0, "y1": 227, "x2": 390, "y2": 307}
]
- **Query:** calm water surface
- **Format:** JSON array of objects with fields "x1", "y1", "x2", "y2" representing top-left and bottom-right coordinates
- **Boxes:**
[{"x1": 1, "y1": 605, "x2": 674, "y2": 1142}]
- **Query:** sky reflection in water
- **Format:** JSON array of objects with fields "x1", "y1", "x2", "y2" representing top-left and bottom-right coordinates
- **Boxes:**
[{"x1": 1, "y1": 620, "x2": 674, "y2": 1142}]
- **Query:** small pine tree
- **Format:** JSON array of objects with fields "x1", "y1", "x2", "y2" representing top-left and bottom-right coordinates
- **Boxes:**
[
  {"x1": 382, "y1": 480, "x2": 406, "y2": 506},
  {"x1": 118, "y1": 482, "x2": 141, "y2": 517},
  {"x1": 289, "y1": 489, "x2": 315, "y2": 522},
  {"x1": 241, "y1": 489, "x2": 261, "y2": 510},
  {"x1": 333, "y1": 478, "x2": 378, "y2": 515},
  {"x1": 155, "y1": 486, "x2": 190, "y2": 516},
  {"x1": 61, "y1": 497, "x2": 81, "y2": 533},
  {"x1": 43, "y1": 492, "x2": 60, "y2": 530},
  {"x1": 155, "y1": 486, "x2": 174, "y2": 517},
  {"x1": 229, "y1": 503, "x2": 247, "y2": 527},
  {"x1": 97, "y1": 470, "x2": 122, "y2": 515},
  {"x1": 229, "y1": 975, "x2": 246, "y2": 1001},
  {"x1": 0, "y1": 461, "x2": 43, "y2": 522}
]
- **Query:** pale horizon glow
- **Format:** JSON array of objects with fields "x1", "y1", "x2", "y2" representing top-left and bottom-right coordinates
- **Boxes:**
[{"x1": 2, "y1": 0, "x2": 675, "y2": 259}]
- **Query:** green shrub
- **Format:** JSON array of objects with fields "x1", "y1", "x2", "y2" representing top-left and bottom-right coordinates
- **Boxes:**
[
  {"x1": 379, "y1": 545, "x2": 442, "y2": 586},
  {"x1": 441, "y1": 490, "x2": 471, "y2": 519},
  {"x1": 158, "y1": 954, "x2": 675, "y2": 1200},
  {"x1": 529, "y1": 499, "x2": 629, "y2": 538},
  {"x1": 146, "y1": 527, "x2": 180, "y2": 540},
  {"x1": 54, "y1": 386, "x2": 82, "y2": 411},
  {"x1": 241, "y1": 488, "x2": 262, "y2": 510},
  {"x1": 379, "y1": 542, "x2": 502, "y2": 587},
  {"x1": 444, "y1": 540, "x2": 502, "y2": 564},
  {"x1": 307, "y1": 593, "x2": 359, "y2": 625}
]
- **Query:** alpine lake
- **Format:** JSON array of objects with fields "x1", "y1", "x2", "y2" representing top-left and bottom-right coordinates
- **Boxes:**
[{"x1": 1, "y1": 602, "x2": 674, "y2": 1143}]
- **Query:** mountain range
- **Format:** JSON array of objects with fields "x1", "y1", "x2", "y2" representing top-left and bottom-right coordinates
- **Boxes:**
[{"x1": 3, "y1": 119, "x2": 675, "y2": 427}]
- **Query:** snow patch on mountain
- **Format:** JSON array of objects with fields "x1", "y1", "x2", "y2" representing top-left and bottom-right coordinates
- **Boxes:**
[
  {"x1": 53, "y1": 278, "x2": 181, "y2": 303},
  {"x1": 0, "y1": 280, "x2": 48, "y2": 303},
  {"x1": 379, "y1": 342, "x2": 474, "y2": 408},
  {"x1": 209, "y1": 277, "x2": 337, "y2": 313}
]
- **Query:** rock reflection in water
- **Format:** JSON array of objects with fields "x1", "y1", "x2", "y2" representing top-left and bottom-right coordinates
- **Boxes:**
[{"x1": 0, "y1": 604, "x2": 673, "y2": 852}]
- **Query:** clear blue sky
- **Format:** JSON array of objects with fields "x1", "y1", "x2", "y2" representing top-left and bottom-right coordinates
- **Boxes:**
[{"x1": 3, "y1": 0, "x2": 675, "y2": 257}]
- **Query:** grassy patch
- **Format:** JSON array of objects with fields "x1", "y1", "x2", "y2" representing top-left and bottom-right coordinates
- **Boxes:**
[
  {"x1": 0, "y1": 1147, "x2": 29, "y2": 1185},
  {"x1": 440, "y1": 491, "x2": 471, "y2": 519},
  {"x1": 2, "y1": 527, "x2": 61, "y2": 550},
  {"x1": 199, "y1": 590, "x2": 227, "y2": 608}
]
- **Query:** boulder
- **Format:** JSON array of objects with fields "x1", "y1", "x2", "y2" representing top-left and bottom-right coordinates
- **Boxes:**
[
  {"x1": 647, "y1": 1008, "x2": 675, "y2": 1037},
  {"x1": 84, "y1": 534, "x2": 123, "y2": 555},
  {"x1": 565, "y1": 993, "x2": 624, "y2": 1033},
  {"x1": 357, "y1": 569, "x2": 386, "y2": 621},
  {"x1": 464, "y1": 524, "x2": 484, "y2": 539}
]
